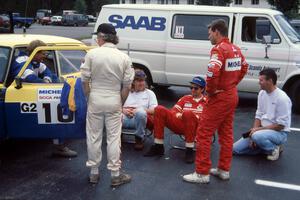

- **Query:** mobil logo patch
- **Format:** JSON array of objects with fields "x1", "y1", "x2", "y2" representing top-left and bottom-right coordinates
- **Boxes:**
[
  {"x1": 108, "y1": 15, "x2": 166, "y2": 31},
  {"x1": 225, "y1": 57, "x2": 241, "y2": 71}
]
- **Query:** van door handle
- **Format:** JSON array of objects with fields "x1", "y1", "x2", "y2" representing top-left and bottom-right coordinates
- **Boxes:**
[{"x1": 240, "y1": 47, "x2": 248, "y2": 51}]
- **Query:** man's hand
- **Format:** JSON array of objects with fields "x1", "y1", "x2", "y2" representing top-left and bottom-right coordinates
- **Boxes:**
[
  {"x1": 123, "y1": 107, "x2": 136, "y2": 118},
  {"x1": 249, "y1": 127, "x2": 262, "y2": 137}
]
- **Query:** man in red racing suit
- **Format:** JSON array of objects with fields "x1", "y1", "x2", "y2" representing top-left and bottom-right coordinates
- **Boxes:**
[
  {"x1": 144, "y1": 76, "x2": 207, "y2": 163},
  {"x1": 183, "y1": 19, "x2": 248, "y2": 184}
]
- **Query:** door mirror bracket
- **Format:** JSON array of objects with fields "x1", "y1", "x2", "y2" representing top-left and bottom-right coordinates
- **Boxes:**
[{"x1": 15, "y1": 76, "x2": 23, "y2": 89}]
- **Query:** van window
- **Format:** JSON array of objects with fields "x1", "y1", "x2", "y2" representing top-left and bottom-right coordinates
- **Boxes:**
[
  {"x1": 58, "y1": 50, "x2": 86, "y2": 75},
  {"x1": 171, "y1": 15, "x2": 229, "y2": 40},
  {"x1": 242, "y1": 17, "x2": 280, "y2": 43}
]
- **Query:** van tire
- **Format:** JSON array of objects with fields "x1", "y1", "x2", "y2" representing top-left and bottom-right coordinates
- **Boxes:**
[{"x1": 289, "y1": 79, "x2": 300, "y2": 113}]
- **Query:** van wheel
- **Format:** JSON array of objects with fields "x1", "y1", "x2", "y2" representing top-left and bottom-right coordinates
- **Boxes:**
[{"x1": 289, "y1": 80, "x2": 300, "y2": 113}]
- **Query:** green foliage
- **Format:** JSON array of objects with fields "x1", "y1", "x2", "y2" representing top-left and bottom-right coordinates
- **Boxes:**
[
  {"x1": 74, "y1": 0, "x2": 87, "y2": 14},
  {"x1": 267, "y1": 0, "x2": 299, "y2": 18}
]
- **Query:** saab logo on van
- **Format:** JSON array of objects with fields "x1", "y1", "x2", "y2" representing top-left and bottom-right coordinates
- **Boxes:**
[
  {"x1": 225, "y1": 58, "x2": 242, "y2": 71},
  {"x1": 108, "y1": 15, "x2": 166, "y2": 31}
]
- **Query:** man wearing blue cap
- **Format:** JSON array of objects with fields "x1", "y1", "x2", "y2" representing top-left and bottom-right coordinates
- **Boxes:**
[{"x1": 144, "y1": 76, "x2": 207, "y2": 163}]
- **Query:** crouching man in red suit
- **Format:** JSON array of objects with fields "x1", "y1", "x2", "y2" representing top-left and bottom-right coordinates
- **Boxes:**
[{"x1": 144, "y1": 76, "x2": 207, "y2": 163}]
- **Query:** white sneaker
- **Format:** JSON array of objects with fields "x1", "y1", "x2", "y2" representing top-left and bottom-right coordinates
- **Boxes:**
[
  {"x1": 210, "y1": 168, "x2": 230, "y2": 180},
  {"x1": 267, "y1": 145, "x2": 283, "y2": 161},
  {"x1": 183, "y1": 172, "x2": 210, "y2": 184}
]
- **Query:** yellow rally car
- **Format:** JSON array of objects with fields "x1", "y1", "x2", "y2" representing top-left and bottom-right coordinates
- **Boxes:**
[{"x1": 0, "y1": 34, "x2": 91, "y2": 140}]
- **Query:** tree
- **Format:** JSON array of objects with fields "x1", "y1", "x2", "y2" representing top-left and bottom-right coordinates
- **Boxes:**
[
  {"x1": 74, "y1": 0, "x2": 87, "y2": 14},
  {"x1": 267, "y1": 0, "x2": 300, "y2": 18}
]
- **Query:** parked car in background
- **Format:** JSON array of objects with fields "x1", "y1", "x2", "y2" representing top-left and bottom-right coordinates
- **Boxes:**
[
  {"x1": 40, "y1": 16, "x2": 51, "y2": 25},
  {"x1": 62, "y1": 14, "x2": 88, "y2": 26},
  {"x1": 12, "y1": 13, "x2": 34, "y2": 28},
  {"x1": 0, "y1": 15, "x2": 10, "y2": 32},
  {"x1": 86, "y1": 15, "x2": 96, "y2": 22},
  {"x1": 36, "y1": 9, "x2": 51, "y2": 23},
  {"x1": 51, "y1": 16, "x2": 62, "y2": 25}
]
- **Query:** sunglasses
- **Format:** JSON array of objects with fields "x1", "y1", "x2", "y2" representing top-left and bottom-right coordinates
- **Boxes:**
[{"x1": 190, "y1": 86, "x2": 200, "y2": 90}]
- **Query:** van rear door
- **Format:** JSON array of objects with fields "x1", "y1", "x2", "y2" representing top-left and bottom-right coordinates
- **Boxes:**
[
  {"x1": 234, "y1": 14, "x2": 289, "y2": 92},
  {"x1": 165, "y1": 13, "x2": 233, "y2": 86}
]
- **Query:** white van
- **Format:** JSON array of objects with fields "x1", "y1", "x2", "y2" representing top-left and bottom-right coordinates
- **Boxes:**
[{"x1": 94, "y1": 4, "x2": 300, "y2": 112}]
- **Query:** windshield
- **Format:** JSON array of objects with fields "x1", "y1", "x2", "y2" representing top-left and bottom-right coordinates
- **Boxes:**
[
  {"x1": 0, "y1": 47, "x2": 10, "y2": 83},
  {"x1": 275, "y1": 14, "x2": 300, "y2": 43}
]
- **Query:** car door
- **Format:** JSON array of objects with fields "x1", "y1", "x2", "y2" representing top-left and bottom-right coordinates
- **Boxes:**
[
  {"x1": 4, "y1": 45, "x2": 90, "y2": 139},
  {"x1": 0, "y1": 46, "x2": 11, "y2": 138},
  {"x1": 165, "y1": 13, "x2": 233, "y2": 86},
  {"x1": 234, "y1": 14, "x2": 289, "y2": 92}
]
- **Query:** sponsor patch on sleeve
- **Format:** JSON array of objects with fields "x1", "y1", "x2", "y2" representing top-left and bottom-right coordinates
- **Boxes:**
[
  {"x1": 225, "y1": 57, "x2": 242, "y2": 71},
  {"x1": 211, "y1": 54, "x2": 219, "y2": 60}
]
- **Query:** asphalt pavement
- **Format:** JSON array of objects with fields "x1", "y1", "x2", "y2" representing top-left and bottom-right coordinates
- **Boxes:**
[{"x1": 0, "y1": 87, "x2": 300, "y2": 200}]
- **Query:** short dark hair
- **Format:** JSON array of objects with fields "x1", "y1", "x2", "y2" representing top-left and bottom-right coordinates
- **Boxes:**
[
  {"x1": 259, "y1": 68, "x2": 277, "y2": 85},
  {"x1": 208, "y1": 19, "x2": 228, "y2": 37}
]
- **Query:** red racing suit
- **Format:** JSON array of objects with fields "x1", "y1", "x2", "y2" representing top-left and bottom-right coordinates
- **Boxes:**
[
  {"x1": 153, "y1": 95, "x2": 207, "y2": 146},
  {"x1": 195, "y1": 38, "x2": 248, "y2": 174}
]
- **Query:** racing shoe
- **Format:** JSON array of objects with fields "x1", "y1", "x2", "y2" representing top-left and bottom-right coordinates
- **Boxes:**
[
  {"x1": 183, "y1": 172, "x2": 210, "y2": 184},
  {"x1": 89, "y1": 173, "x2": 100, "y2": 184},
  {"x1": 52, "y1": 145, "x2": 78, "y2": 158},
  {"x1": 185, "y1": 147, "x2": 195, "y2": 164},
  {"x1": 144, "y1": 144, "x2": 164, "y2": 157},
  {"x1": 267, "y1": 145, "x2": 283, "y2": 161},
  {"x1": 111, "y1": 173, "x2": 132, "y2": 187},
  {"x1": 210, "y1": 168, "x2": 230, "y2": 180}
]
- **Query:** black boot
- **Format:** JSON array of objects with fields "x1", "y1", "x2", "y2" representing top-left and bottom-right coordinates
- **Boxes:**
[
  {"x1": 185, "y1": 148, "x2": 195, "y2": 164},
  {"x1": 144, "y1": 144, "x2": 164, "y2": 157},
  {"x1": 134, "y1": 136, "x2": 144, "y2": 151}
]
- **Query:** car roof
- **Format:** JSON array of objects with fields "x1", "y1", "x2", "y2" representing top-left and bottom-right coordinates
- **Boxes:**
[
  {"x1": 0, "y1": 34, "x2": 84, "y2": 47},
  {"x1": 104, "y1": 4, "x2": 282, "y2": 15}
]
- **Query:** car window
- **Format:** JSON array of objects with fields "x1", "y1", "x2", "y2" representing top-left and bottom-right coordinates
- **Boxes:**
[
  {"x1": 242, "y1": 17, "x2": 281, "y2": 43},
  {"x1": 171, "y1": 14, "x2": 229, "y2": 40},
  {"x1": 57, "y1": 50, "x2": 86, "y2": 75},
  {"x1": 0, "y1": 47, "x2": 10, "y2": 83}
]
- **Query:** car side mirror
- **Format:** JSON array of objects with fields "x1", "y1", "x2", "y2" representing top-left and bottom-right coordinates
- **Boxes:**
[
  {"x1": 262, "y1": 35, "x2": 271, "y2": 59},
  {"x1": 262, "y1": 35, "x2": 271, "y2": 44},
  {"x1": 15, "y1": 76, "x2": 23, "y2": 89}
]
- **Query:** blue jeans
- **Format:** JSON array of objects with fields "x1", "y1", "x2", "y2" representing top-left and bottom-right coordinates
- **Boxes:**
[
  {"x1": 122, "y1": 109, "x2": 147, "y2": 139},
  {"x1": 233, "y1": 129, "x2": 288, "y2": 155}
]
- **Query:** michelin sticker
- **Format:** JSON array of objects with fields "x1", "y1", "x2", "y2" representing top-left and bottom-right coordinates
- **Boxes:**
[
  {"x1": 36, "y1": 89, "x2": 74, "y2": 124},
  {"x1": 174, "y1": 26, "x2": 185, "y2": 39}
]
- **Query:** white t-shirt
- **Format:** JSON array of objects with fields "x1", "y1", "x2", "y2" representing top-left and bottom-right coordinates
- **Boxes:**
[
  {"x1": 123, "y1": 89, "x2": 158, "y2": 110},
  {"x1": 255, "y1": 88, "x2": 292, "y2": 132}
]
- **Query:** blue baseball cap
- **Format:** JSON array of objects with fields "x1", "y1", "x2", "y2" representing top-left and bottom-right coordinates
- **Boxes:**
[
  {"x1": 190, "y1": 76, "x2": 206, "y2": 88},
  {"x1": 134, "y1": 70, "x2": 147, "y2": 80}
]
